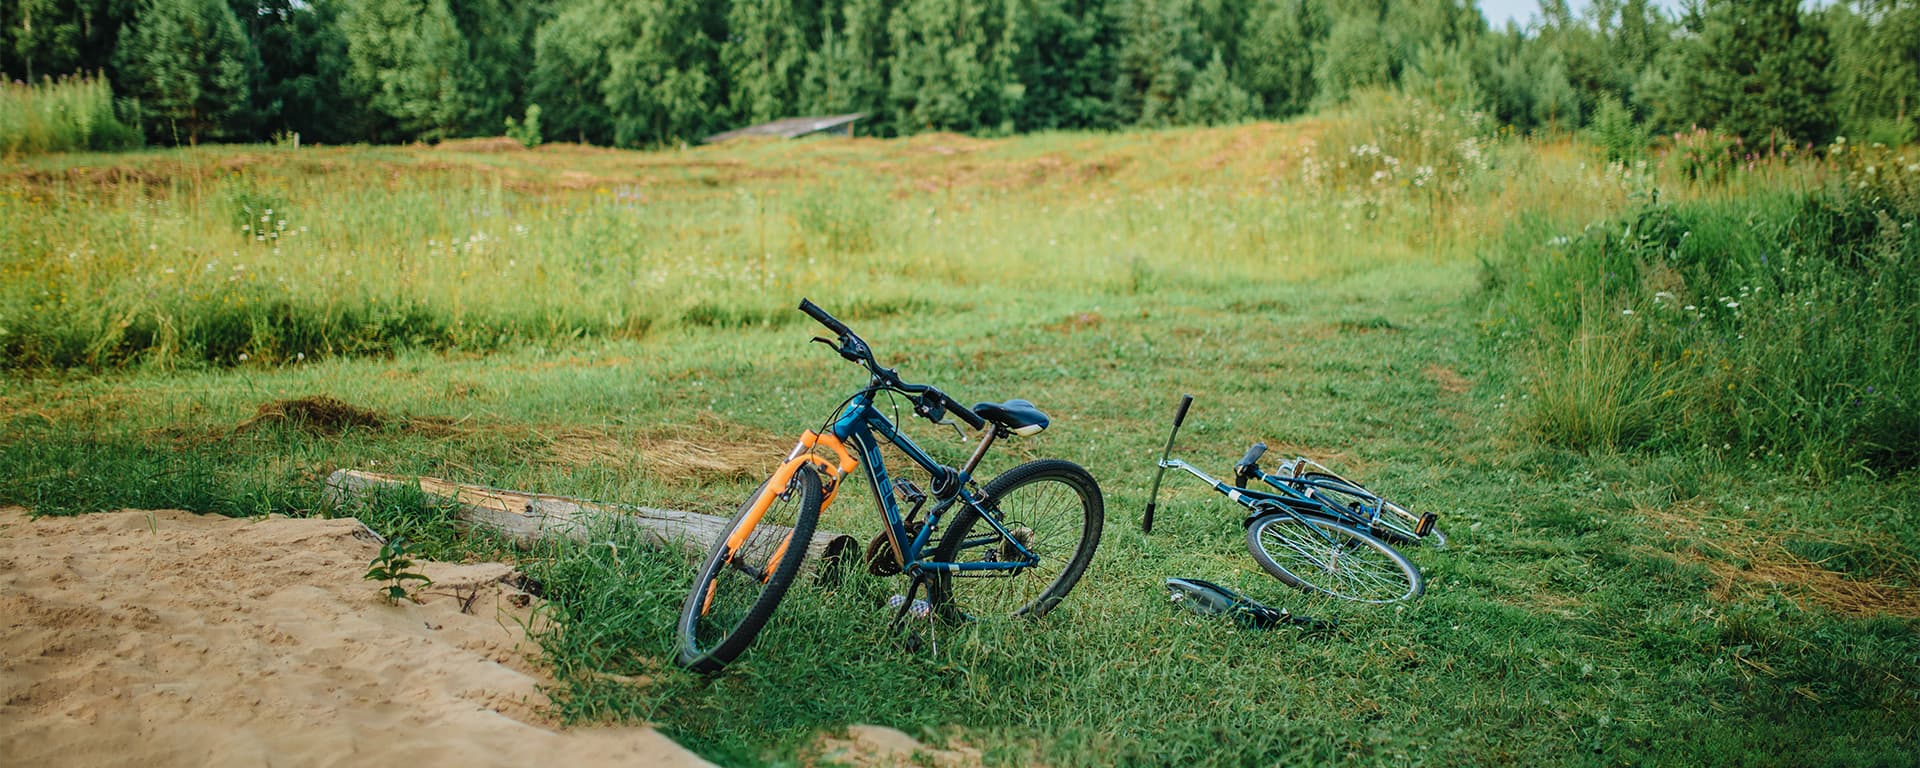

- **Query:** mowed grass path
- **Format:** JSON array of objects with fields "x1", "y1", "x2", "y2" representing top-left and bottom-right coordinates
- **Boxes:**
[{"x1": 3, "y1": 121, "x2": 1915, "y2": 766}]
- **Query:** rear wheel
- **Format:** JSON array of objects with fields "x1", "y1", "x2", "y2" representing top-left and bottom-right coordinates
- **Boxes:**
[
  {"x1": 676, "y1": 464, "x2": 822, "y2": 673},
  {"x1": 1245, "y1": 512, "x2": 1422, "y2": 603},
  {"x1": 927, "y1": 459, "x2": 1102, "y2": 622}
]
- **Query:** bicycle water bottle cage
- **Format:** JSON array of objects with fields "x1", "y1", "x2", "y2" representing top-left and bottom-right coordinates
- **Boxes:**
[{"x1": 972, "y1": 400, "x2": 1049, "y2": 437}]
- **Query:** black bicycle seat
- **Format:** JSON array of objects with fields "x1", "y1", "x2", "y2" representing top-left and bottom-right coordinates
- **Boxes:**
[{"x1": 972, "y1": 399, "x2": 1049, "y2": 436}]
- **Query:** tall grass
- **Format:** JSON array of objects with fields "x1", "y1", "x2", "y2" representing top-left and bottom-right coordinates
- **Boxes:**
[
  {"x1": 1487, "y1": 142, "x2": 1920, "y2": 474},
  {"x1": 1, "y1": 103, "x2": 1516, "y2": 371},
  {"x1": 0, "y1": 75, "x2": 139, "y2": 156}
]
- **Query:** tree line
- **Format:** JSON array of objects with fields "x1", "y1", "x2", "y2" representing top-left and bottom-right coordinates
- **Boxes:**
[{"x1": 2, "y1": 0, "x2": 1916, "y2": 149}]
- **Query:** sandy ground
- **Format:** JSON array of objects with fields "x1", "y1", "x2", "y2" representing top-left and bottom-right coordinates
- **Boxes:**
[{"x1": 0, "y1": 506, "x2": 714, "y2": 768}]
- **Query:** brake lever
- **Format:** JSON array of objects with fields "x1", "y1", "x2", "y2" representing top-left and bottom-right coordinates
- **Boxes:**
[
  {"x1": 810, "y1": 336, "x2": 840, "y2": 352},
  {"x1": 936, "y1": 418, "x2": 968, "y2": 442}
]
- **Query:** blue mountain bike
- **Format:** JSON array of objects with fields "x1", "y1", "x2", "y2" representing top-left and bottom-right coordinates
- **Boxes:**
[
  {"x1": 1143, "y1": 395, "x2": 1439, "y2": 604},
  {"x1": 675, "y1": 299, "x2": 1104, "y2": 673}
]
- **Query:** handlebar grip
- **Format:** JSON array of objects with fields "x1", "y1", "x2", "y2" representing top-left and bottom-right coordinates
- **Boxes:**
[
  {"x1": 1172, "y1": 394, "x2": 1194, "y2": 428},
  {"x1": 944, "y1": 392, "x2": 986, "y2": 430},
  {"x1": 1238, "y1": 442, "x2": 1268, "y2": 468},
  {"x1": 798, "y1": 298, "x2": 854, "y2": 338}
]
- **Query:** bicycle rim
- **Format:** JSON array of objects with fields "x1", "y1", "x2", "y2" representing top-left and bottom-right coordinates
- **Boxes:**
[
  {"x1": 1245, "y1": 513, "x2": 1422, "y2": 603},
  {"x1": 676, "y1": 464, "x2": 823, "y2": 672},
  {"x1": 928, "y1": 459, "x2": 1103, "y2": 622}
]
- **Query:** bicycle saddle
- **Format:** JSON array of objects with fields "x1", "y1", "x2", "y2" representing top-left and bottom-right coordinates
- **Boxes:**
[{"x1": 971, "y1": 399, "x2": 1049, "y2": 436}]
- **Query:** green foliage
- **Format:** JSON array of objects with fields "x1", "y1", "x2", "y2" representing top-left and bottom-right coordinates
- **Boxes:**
[
  {"x1": 1236, "y1": 0, "x2": 1326, "y2": 117},
  {"x1": 113, "y1": 0, "x2": 255, "y2": 145},
  {"x1": 885, "y1": 0, "x2": 1020, "y2": 133},
  {"x1": 1109, "y1": 0, "x2": 1201, "y2": 125},
  {"x1": 530, "y1": 0, "x2": 621, "y2": 145},
  {"x1": 338, "y1": 0, "x2": 472, "y2": 142},
  {"x1": 1486, "y1": 144, "x2": 1920, "y2": 473},
  {"x1": 0, "y1": 0, "x2": 135, "y2": 83},
  {"x1": 1311, "y1": 11, "x2": 1390, "y2": 107},
  {"x1": 1002, "y1": 0, "x2": 1118, "y2": 130},
  {"x1": 364, "y1": 537, "x2": 433, "y2": 604},
  {"x1": 600, "y1": 0, "x2": 725, "y2": 146},
  {"x1": 796, "y1": 0, "x2": 890, "y2": 128},
  {"x1": 1174, "y1": 48, "x2": 1254, "y2": 125},
  {"x1": 722, "y1": 0, "x2": 810, "y2": 124},
  {"x1": 0, "y1": 74, "x2": 139, "y2": 154},
  {"x1": 1587, "y1": 91, "x2": 1645, "y2": 162},
  {"x1": 1827, "y1": 0, "x2": 1920, "y2": 146},
  {"x1": 1646, "y1": 0, "x2": 1834, "y2": 145},
  {"x1": 505, "y1": 103, "x2": 542, "y2": 148}
]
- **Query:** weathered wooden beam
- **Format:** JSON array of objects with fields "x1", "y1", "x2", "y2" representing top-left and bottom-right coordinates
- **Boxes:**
[{"x1": 323, "y1": 469, "x2": 858, "y2": 581}]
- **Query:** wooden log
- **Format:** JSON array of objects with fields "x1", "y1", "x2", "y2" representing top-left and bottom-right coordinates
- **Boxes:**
[{"x1": 323, "y1": 469, "x2": 859, "y2": 582}]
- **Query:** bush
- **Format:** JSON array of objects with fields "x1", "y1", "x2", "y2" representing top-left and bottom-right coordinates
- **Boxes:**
[
  {"x1": 1487, "y1": 144, "x2": 1920, "y2": 473},
  {"x1": 0, "y1": 75, "x2": 141, "y2": 155}
]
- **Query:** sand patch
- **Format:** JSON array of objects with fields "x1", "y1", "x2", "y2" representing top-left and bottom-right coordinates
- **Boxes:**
[{"x1": 0, "y1": 506, "x2": 712, "y2": 768}]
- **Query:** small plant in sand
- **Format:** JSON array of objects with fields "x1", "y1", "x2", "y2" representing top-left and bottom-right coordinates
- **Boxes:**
[{"x1": 365, "y1": 538, "x2": 433, "y2": 605}]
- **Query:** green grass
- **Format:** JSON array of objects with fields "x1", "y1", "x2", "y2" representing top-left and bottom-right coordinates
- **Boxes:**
[
  {"x1": 1484, "y1": 142, "x2": 1920, "y2": 475},
  {"x1": 0, "y1": 75, "x2": 139, "y2": 156},
  {"x1": 3, "y1": 104, "x2": 1916, "y2": 766}
]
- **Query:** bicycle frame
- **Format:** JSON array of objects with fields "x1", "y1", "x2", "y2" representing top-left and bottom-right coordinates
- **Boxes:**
[
  {"x1": 756, "y1": 386, "x2": 1043, "y2": 579},
  {"x1": 1154, "y1": 458, "x2": 1345, "y2": 529}
]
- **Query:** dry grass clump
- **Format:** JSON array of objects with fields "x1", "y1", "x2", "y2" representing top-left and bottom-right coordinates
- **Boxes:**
[
  {"x1": 1642, "y1": 501, "x2": 1920, "y2": 618},
  {"x1": 237, "y1": 396, "x2": 387, "y2": 435},
  {"x1": 541, "y1": 413, "x2": 779, "y2": 482}
]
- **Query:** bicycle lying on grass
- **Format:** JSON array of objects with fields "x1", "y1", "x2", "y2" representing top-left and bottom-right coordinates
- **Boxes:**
[
  {"x1": 676, "y1": 299, "x2": 1104, "y2": 673},
  {"x1": 1143, "y1": 395, "x2": 1441, "y2": 604}
]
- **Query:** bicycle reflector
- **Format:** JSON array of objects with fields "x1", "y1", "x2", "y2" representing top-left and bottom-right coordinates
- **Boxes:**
[{"x1": 1416, "y1": 512, "x2": 1438, "y2": 537}]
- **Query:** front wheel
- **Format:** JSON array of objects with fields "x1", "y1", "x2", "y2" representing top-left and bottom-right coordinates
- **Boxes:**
[
  {"x1": 1245, "y1": 513, "x2": 1422, "y2": 604},
  {"x1": 927, "y1": 459, "x2": 1103, "y2": 623},
  {"x1": 676, "y1": 464, "x2": 822, "y2": 673}
]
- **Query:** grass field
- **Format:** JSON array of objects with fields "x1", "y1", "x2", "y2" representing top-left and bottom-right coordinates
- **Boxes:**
[{"x1": 4, "y1": 100, "x2": 1917, "y2": 766}]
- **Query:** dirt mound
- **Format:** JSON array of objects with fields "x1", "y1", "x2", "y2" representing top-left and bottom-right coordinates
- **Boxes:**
[
  {"x1": 0, "y1": 507, "x2": 713, "y2": 768},
  {"x1": 435, "y1": 137, "x2": 529, "y2": 153},
  {"x1": 237, "y1": 395, "x2": 387, "y2": 434}
]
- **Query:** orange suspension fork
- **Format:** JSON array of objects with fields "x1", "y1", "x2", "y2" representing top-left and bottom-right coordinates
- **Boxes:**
[{"x1": 704, "y1": 432, "x2": 858, "y2": 614}]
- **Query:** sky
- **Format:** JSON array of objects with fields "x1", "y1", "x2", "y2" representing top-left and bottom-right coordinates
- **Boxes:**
[{"x1": 1475, "y1": 0, "x2": 1690, "y2": 30}]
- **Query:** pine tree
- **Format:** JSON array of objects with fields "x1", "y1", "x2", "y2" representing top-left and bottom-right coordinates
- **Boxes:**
[
  {"x1": 113, "y1": 0, "x2": 252, "y2": 144},
  {"x1": 4, "y1": 0, "x2": 138, "y2": 82},
  {"x1": 1829, "y1": 0, "x2": 1920, "y2": 143},
  {"x1": 531, "y1": 0, "x2": 620, "y2": 144},
  {"x1": 1110, "y1": 0, "x2": 1202, "y2": 126},
  {"x1": 885, "y1": 0, "x2": 1019, "y2": 133},
  {"x1": 1648, "y1": 0, "x2": 1833, "y2": 145},
  {"x1": 1004, "y1": 0, "x2": 1116, "y2": 130},
  {"x1": 339, "y1": 0, "x2": 472, "y2": 142},
  {"x1": 798, "y1": 0, "x2": 890, "y2": 129},
  {"x1": 1312, "y1": 10, "x2": 1389, "y2": 106},
  {"x1": 600, "y1": 0, "x2": 725, "y2": 145},
  {"x1": 723, "y1": 0, "x2": 812, "y2": 124},
  {"x1": 1238, "y1": 0, "x2": 1327, "y2": 118},
  {"x1": 1176, "y1": 47, "x2": 1254, "y2": 124}
]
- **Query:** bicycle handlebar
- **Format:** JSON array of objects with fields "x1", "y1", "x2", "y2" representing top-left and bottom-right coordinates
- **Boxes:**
[
  {"x1": 796, "y1": 298, "x2": 986, "y2": 431},
  {"x1": 798, "y1": 297, "x2": 853, "y2": 338}
]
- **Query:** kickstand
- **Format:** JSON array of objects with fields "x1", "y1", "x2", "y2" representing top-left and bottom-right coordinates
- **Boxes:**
[{"x1": 887, "y1": 574, "x2": 937, "y2": 654}]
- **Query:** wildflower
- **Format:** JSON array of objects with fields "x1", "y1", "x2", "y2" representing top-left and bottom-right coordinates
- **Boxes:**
[
  {"x1": 1622, "y1": 309, "x2": 1635, "y2": 315},
  {"x1": 238, "y1": 353, "x2": 249, "y2": 361}
]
